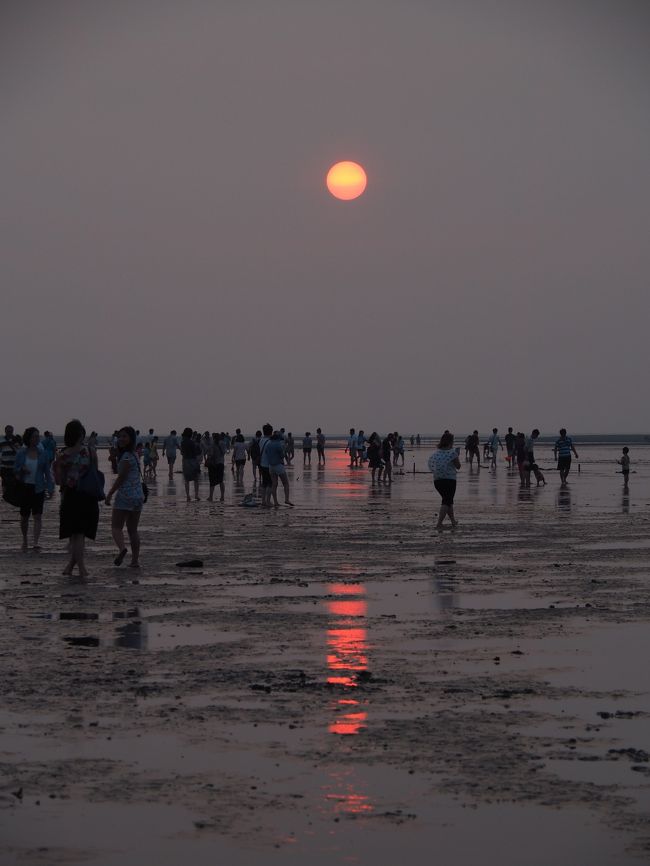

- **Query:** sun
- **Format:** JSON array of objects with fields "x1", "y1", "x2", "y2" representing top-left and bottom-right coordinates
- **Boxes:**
[{"x1": 326, "y1": 161, "x2": 367, "y2": 200}]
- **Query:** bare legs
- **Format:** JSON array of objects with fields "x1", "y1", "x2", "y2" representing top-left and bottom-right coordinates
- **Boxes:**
[
  {"x1": 112, "y1": 509, "x2": 142, "y2": 567},
  {"x1": 436, "y1": 504, "x2": 457, "y2": 530},
  {"x1": 20, "y1": 513, "x2": 42, "y2": 551},
  {"x1": 208, "y1": 481, "x2": 225, "y2": 502},
  {"x1": 63, "y1": 533, "x2": 88, "y2": 578},
  {"x1": 20, "y1": 514, "x2": 28, "y2": 552},
  {"x1": 271, "y1": 472, "x2": 294, "y2": 506},
  {"x1": 184, "y1": 479, "x2": 200, "y2": 502}
]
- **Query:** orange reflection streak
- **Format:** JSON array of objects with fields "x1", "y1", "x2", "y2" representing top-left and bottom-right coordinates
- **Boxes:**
[
  {"x1": 327, "y1": 599, "x2": 366, "y2": 617},
  {"x1": 323, "y1": 769, "x2": 373, "y2": 816},
  {"x1": 322, "y1": 581, "x2": 373, "y2": 818},
  {"x1": 329, "y1": 712, "x2": 368, "y2": 736},
  {"x1": 320, "y1": 481, "x2": 366, "y2": 499},
  {"x1": 329, "y1": 583, "x2": 366, "y2": 596},
  {"x1": 325, "y1": 583, "x2": 370, "y2": 735}
]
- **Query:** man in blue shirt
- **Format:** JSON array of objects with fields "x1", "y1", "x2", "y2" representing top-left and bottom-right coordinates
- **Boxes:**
[
  {"x1": 266, "y1": 430, "x2": 294, "y2": 507},
  {"x1": 554, "y1": 428, "x2": 579, "y2": 486}
]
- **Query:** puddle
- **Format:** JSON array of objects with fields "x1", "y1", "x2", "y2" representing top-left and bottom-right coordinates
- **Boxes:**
[
  {"x1": 116, "y1": 622, "x2": 246, "y2": 650},
  {"x1": 61, "y1": 622, "x2": 246, "y2": 651},
  {"x1": 545, "y1": 756, "x2": 650, "y2": 789},
  {"x1": 0, "y1": 760, "x2": 639, "y2": 866},
  {"x1": 514, "y1": 622, "x2": 650, "y2": 693},
  {"x1": 247, "y1": 578, "x2": 552, "y2": 620},
  {"x1": 30, "y1": 607, "x2": 181, "y2": 623}
]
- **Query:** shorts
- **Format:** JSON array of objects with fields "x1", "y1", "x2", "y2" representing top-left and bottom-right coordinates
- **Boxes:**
[
  {"x1": 20, "y1": 486, "x2": 45, "y2": 517},
  {"x1": 557, "y1": 456, "x2": 571, "y2": 473},
  {"x1": 270, "y1": 464, "x2": 286, "y2": 477},
  {"x1": 235, "y1": 459, "x2": 246, "y2": 468},
  {"x1": 167, "y1": 454, "x2": 177, "y2": 464},
  {"x1": 208, "y1": 463, "x2": 225, "y2": 486},
  {"x1": 260, "y1": 467, "x2": 272, "y2": 488},
  {"x1": 303, "y1": 448, "x2": 311, "y2": 454},
  {"x1": 434, "y1": 478, "x2": 456, "y2": 507}
]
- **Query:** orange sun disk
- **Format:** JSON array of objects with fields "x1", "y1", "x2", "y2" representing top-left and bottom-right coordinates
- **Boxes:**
[{"x1": 326, "y1": 161, "x2": 367, "y2": 200}]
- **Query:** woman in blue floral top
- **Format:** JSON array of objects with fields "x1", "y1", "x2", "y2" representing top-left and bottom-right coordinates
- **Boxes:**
[{"x1": 105, "y1": 426, "x2": 145, "y2": 568}]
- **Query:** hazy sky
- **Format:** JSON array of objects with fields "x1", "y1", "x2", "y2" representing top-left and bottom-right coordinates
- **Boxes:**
[{"x1": 2, "y1": 1, "x2": 649, "y2": 434}]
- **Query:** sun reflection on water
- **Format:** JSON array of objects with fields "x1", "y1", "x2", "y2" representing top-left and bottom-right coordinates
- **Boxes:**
[
  {"x1": 324, "y1": 767, "x2": 374, "y2": 816},
  {"x1": 325, "y1": 582, "x2": 369, "y2": 735}
]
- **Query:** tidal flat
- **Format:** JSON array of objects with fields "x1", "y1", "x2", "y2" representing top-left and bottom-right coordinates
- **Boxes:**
[{"x1": 2, "y1": 447, "x2": 650, "y2": 865}]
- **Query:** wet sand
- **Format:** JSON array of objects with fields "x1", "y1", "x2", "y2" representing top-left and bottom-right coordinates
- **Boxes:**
[{"x1": 2, "y1": 446, "x2": 650, "y2": 864}]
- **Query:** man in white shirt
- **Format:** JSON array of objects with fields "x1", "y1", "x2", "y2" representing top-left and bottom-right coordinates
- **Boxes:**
[
  {"x1": 345, "y1": 428, "x2": 358, "y2": 467},
  {"x1": 162, "y1": 430, "x2": 180, "y2": 480},
  {"x1": 487, "y1": 428, "x2": 503, "y2": 470}
]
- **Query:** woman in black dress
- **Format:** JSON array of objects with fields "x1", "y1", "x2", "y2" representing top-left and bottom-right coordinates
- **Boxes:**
[
  {"x1": 180, "y1": 427, "x2": 201, "y2": 502},
  {"x1": 54, "y1": 419, "x2": 99, "y2": 577}
]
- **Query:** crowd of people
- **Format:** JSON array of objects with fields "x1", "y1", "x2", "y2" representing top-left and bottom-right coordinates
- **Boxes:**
[
  {"x1": 429, "y1": 427, "x2": 588, "y2": 528},
  {"x1": 0, "y1": 421, "x2": 635, "y2": 569},
  {"x1": 1, "y1": 421, "x2": 142, "y2": 576}
]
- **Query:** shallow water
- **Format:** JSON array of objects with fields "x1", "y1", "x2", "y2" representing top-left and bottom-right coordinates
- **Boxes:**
[{"x1": 2, "y1": 444, "x2": 650, "y2": 863}]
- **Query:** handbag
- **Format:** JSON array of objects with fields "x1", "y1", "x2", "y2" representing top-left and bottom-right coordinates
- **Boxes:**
[
  {"x1": 2, "y1": 476, "x2": 31, "y2": 508},
  {"x1": 77, "y1": 462, "x2": 106, "y2": 501}
]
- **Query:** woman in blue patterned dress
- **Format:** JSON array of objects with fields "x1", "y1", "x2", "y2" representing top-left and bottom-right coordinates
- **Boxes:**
[
  {"x1": 105, "y1": 426, "x2": 144, "y2": 567},
  {"x1": 431, "y1": 432, "x2": 461, "y2": 530}
]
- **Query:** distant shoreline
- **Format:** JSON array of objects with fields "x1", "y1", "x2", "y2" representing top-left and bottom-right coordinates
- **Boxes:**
[{"x1": 43, "y1": 432, "x2": 650, "y2": 448}]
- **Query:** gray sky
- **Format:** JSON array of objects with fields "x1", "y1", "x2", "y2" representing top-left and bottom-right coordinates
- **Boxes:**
[{"x1": 2, "y1": 0, "x2": 649, "y2": 435}]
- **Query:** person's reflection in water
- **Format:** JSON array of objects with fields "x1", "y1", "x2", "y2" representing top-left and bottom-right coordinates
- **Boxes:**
[
  {"x1": 622, "y1": 489, "x2": 630, "y2": 515},
  {"x1": 432, "y1": 571, "x2": 458, "y2": 614},
  {"x1": 517, "y1": 486, "x2": 533, "y2": 505},
  {"x1": 556, "y1": 486, "x2": 572, "y2": 513},
  {"x1": 467, "y1": 464, "x2": 480, "y2": 498},
  {"x1": 114, "y1": 619, "x2": 147, "y2": 649}
]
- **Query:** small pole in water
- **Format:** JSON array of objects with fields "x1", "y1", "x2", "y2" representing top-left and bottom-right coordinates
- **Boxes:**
[
  {"x1": 578, "y1": 463, "x2": 581, "y2": 473},
  {"x1": 413, "y1": 461, "x2": 416, "y2": 475}
]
